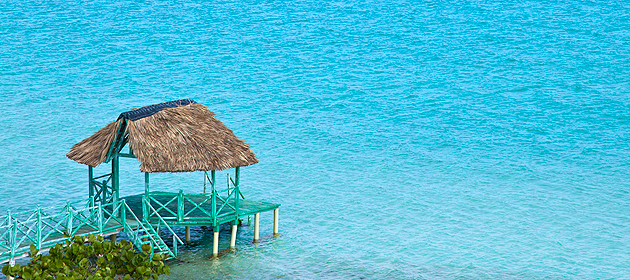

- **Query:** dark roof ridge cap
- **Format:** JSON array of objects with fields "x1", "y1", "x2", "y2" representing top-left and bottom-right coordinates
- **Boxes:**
[{"x1": 117, "y1": 99, "x2": 196, "y2": 121}]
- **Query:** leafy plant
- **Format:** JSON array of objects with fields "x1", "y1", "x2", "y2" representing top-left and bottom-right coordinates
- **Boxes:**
[{"x1": 2, "y1": 234, "x2": 170, "y2": 280}]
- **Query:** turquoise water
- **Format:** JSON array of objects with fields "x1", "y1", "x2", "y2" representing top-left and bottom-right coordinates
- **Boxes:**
[{"x1": 2, "y1": 0, "x2": 630, "y2": 278}]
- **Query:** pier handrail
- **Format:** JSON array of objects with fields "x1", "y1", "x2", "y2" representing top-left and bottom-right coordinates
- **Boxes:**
[
  {"x1": 145, "y1": 190, "x2": 240, "y2": 223},
  {"x1": 0, "y1": 198, "x2": 181, "y2": 264},
  {"x1": 120, "y1": 199, "x2": 180, "y2": 259},
  {"x1": 142, "y1": 197, "x2": 184, "y2": 246}
]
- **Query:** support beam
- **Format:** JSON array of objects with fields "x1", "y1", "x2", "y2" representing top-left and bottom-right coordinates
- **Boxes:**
[
  {"x1": 230, "y1": 222, "x2": 238, "y2": 248},
  {"x1": 254, "y1": 212, "x2": 260, "y2": 243},
  {"x1": 212, "y1": 229, "x2": 219, "y2": 257},
  {"x1": 273, "y1": 208, "x2": 279, "y2": 236},
  {"x1": 185, "y1": 226, "x2": 191, "y2": 243},
  {"x1": 110, "y1": 233, "x2": 117, "y2": 243}
]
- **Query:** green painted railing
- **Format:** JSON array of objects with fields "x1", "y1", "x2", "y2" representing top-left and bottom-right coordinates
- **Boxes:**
[
  {"x1": 0, "y1": 198, "x2": 182, "y2": 264},
  {"x1": 146, "y1": 174, "x2": 244, "y2": 226},
  {"x1": 121, "y1": 198, "x2": 183, "y2": 259}
]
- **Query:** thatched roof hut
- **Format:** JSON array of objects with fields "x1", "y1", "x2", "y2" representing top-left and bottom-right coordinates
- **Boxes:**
[{"x1": 67, "y1": 99, "x2": 258, "y2": 172}]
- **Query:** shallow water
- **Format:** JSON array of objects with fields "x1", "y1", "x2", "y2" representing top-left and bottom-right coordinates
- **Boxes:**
[{"x1": 1, "y1": 0, "x2": 630, "y2": 279}]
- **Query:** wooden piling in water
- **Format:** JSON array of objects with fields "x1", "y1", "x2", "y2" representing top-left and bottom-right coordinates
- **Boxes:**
[
  {"x1": 273, "y1": 208, "x2": 279, "y2": 236},
  {"x1": 230, "y1": 223, "x2": 238, "y2": 248},
  {"x1": 212, "y1": 229, "x2": 219, "y2": 257},
  {"x1": 185, "y1": 226, "x2": 191, "y2": 243},
  {"x1": 253, "y1": 212, "x2": 260, "y2": 243}
]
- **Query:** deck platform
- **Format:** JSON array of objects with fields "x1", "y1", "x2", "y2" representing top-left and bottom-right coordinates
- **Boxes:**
[{"x1": 122, "y1": 192, "x2": 280, "y2": 227}]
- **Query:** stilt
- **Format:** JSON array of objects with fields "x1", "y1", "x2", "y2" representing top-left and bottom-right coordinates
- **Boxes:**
[
  {"x1": 273, "y1": 208, "x2": 279, "y2": 236},
  {"x1": 230, "y1": 222, "x2": 238, "y2": 248},
  {"x1": 212, "y1": 230, "x2": 219, "y2": 257},
  {"x1": 253, "y1": 212, "x2": 260, "y2": 243},
  {"x1": 185, "y1": 226, "x2": 191, "y2": 243},
  {"x1": 110, "y1": 233, "x2": 117, "y2": 243}
]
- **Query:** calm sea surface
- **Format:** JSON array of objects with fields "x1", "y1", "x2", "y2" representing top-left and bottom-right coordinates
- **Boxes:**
[{"x1": 1, "y1": 0, "x2": 630, "y2": 279}]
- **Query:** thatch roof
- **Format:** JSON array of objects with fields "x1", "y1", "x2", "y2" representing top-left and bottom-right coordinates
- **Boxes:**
[{"x1": 67, "y1": 99, "x2": 258, "y2": 172}]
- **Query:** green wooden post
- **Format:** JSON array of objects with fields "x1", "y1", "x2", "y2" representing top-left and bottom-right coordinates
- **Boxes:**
[
  {"x1": 8, "y1": 210, "x2": 15, "y2": 264},
  {"x1": 120, "y1": 200, "x2": 126, "y2": 226},
  {"x1": 143, "y1": 173, "x2": 149, "y2": 223},
  {"x1": 97, "y1": 202, "x2": 103, "y2": 233},
  {"x1": 66, "y1": 202, "x2": 73, "y2": 236},
  {"x1": 211, "y1": 170, "x2": 216, "y2": 226},
  {"x1": 173, "y1": 235, "x2": 177, "y2": 256},
  {"x1": 177, "y1": 190, "x2": 184, "y2": 223},
  {"x1": 88, "y1": 166, "x2": 94, "y2": 199},
  {"x1": 112, "y1": 155, "x2": 120, "y2": 213},
  {"x1": 235, "y1": 167, "x2": 240, "y2": 219},
  {"x1": 144, "y1": 172, "x2": 150, "y2": 196},
  {"x1": 36, "y1": 206, "x2": 42, "y2": 250},
  {"x1": 101, "y1": 180, "x2": 107, "y2": 205}
]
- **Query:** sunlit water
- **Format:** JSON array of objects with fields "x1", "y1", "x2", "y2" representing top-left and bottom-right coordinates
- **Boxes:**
[{"x1": 1, "y1": 0, "x2": 630, "y2": 279}]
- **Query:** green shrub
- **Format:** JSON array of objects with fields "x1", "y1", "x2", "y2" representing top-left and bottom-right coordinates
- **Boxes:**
[{"x1": 2, "y1": 234, "x2": 170, "y2": 280}]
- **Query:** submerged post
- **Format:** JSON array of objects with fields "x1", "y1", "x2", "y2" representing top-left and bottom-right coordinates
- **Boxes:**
[
  {"x1": 253, "y1": 212, "x2": 260, "y2": 243},
  {"x1": 185, "y1": 226, "x2": 191, "y2": 244},
  {"x1": 230, "y1": 221, "x2": 238, "y2": 249},
  {"x1": 212, "y1": 226, "x2": 219, "y2": 258},
  {"x1": 273, "y1": 208, "x2": 279, "y2": 236}
]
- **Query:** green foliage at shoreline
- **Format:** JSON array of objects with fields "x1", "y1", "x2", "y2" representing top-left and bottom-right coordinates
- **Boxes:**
[{"x1": 2, "y1": 234, "x2": 170, "y2": 280}]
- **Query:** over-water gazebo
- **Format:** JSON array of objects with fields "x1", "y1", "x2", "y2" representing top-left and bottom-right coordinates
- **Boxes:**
[{"x1": 67, "y1": 99, "x2": 279, "y2": 257}]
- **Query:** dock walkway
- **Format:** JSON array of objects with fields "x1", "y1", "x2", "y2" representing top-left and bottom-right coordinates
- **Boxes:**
[{"x1": 0, "y1": 192, "x2": 279, "y2": 264}]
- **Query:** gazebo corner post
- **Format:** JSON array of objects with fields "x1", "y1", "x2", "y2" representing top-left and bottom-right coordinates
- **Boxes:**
[
  {"x1": 234, "y1": 167, "x2": 240, "y2": 219},
  {"x1": 211, "y1": 170, "x2": 218, "y2": 258},
  {"x1": 143, "y1": 172, "x2": 149, "y2": 223},
  {"x1": 88, "y1": 166, "x2": 94, "y2": 199},
  {"x1": 211, "y1": 170, "x2": 216, "y2": 226},
  {"x1": 112, "y1": 154, "x2": 120, "y2": 216}
]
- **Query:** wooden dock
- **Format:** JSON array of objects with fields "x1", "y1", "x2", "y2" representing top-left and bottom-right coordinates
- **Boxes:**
[{"x1": 122, "y1": 192, "x2": 280, "y2": 227}]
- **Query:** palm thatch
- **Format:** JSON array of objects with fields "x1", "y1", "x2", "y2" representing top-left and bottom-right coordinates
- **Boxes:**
[{"x1": 67, "y1": 100, "x2": 258, "y2": 172}]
